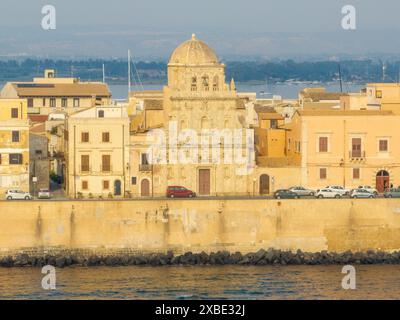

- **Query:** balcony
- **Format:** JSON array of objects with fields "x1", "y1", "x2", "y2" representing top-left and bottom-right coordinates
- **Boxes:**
[
  {"x1": 349, "y1": 151, "x2": 366, "y2": 160},
  {"x1": 139, "y1": 164, "x2": 153, "y2": 172}
]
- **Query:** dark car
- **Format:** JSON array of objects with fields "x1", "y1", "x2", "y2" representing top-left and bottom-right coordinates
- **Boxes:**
[
  {"x1": 167, "y1": 186, "x2": 196, "y2": 198},
  {"x1": 274, "y1": 189, "x2": 299, "y2": 199}
]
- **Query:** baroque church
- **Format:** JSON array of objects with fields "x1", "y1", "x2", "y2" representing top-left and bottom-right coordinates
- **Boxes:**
[{"x1": 128, "y1": 34, "x2": 262, "y2": 197}]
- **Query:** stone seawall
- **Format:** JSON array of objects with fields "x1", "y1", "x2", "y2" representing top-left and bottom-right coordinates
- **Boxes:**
[{"x1": 0, "y1": 199, "x2": 400, "y2": 266}]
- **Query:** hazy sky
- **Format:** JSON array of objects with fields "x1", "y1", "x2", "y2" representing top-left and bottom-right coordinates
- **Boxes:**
[{"x1": 0, "y1": 0, "x2": 399, "y2": 59}]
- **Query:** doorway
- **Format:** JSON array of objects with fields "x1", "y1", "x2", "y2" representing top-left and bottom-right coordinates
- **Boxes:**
[
  {"x1": 141, "y1": 179, "x2": 150, "y2": 197},
  {"x1": 259, "y1": 174, "x2": 270, "y2": 195},
  {"x1": 198, "y1": 169, "x2": 210, "y2": 196},
  {"x1": 376, "y1": 170, "x2": 390, "y2": 193},
  {"x1": 114, "y1": 180, "x2": 122, "y2": 196}
]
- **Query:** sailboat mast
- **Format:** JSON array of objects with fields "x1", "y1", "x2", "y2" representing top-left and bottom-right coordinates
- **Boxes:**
[
  {"x1": 102, "y1": 63, "x2": 105, "y2": 83},
  {"x1": 128, "y1": 49, "x2": 131, "y2": 94}
]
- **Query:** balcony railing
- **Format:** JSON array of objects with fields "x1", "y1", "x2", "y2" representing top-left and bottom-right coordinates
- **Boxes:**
[
  {"x1": 139, "y1": 164, "x2": 153, "y2": 172},
  {"x1": 349, "y1": 151, "x2": 366, "y2": 159}
]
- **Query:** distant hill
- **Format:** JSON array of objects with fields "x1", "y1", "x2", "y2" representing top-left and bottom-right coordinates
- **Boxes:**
[{"x1": 0, "y1": 59, "x2": 397, "y2": 84}]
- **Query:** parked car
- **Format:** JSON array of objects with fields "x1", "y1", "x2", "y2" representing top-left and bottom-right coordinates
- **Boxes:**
[
  {"x1": 5, "y1": 190, "x2": 33, "y2": 200},
  {"x1": 315, "y1": 189, "x2": 342, "y2": 199},
  {"x1": 384, "y1": 188, "x2": 400, "y2": 198},
  {"x1": 358, "y1": 186, "x2": 378, "y2": 195},
  {"x1": 289, "y1": 186, "x2": 315, "y2": 197},
  {"x1": 38, "y1": 189, "x2": 51, "y2": 199},
  {"x1": 166, "y1": 186, "x2": 196, "y2": 198},
  {"x1": 350, "y1": 188, "x2": 375, "y2": 199},
  {"x1": 274, "y1": 189, "x2": 299, "y2": 199},
  {"x1": 325, "y1": 185, "x2": 350, "y2": 196}
]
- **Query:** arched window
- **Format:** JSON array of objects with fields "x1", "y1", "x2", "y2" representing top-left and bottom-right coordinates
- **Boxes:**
[
  {"x1": 213, "y1": 75, "x2": 219, "y2": 91},
  {"x1": 191, "y1": 76, "x2": 197, "y2": 91},
  {"x1": 202, "y1": 75, "x2": 209, "y2": 91},
  {"x1": 201, "y1": 116, "x2": 209, "y2": 129}
]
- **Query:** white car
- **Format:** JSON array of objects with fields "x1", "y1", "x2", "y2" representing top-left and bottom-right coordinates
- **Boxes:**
[
  {"x1": 325, "y1": 185, "x2": 350, "y2": 196},
  {"x1": 5, "y1": 190, "x2": 33, "y2": 200},
  {"x1": 38, "y1": 189, "x2": 51, "y2": 199},
  {"x1": 358, "y1": 185, "x2": 378, "y2": 195},
  {"x1": 316, "y1": 189, "x2": 342, "y2": 199}
]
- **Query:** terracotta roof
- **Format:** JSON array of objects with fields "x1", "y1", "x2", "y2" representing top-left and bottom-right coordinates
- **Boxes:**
[
  {"x1": 144, "y1": 99, "x2": 163, "y2": 110},
  {"x1": 29, "y1": 114, "x2": 49, "y2": 122},
  {"x1": 12, "y1": 82, "x2": 111, "y2": 97},
  {"x1": 300, "y1": 91, "x2": 343, "y2": 101}
]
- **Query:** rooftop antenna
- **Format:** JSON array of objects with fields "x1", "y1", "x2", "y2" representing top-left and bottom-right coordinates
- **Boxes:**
[{"x1": 338, "y1": 63, "x2": 343, "y2": 93}]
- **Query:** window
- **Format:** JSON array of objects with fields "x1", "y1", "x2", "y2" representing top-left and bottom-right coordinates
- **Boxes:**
[
  {"x1": 131, "y1": 177, "x2": 137, "y2": 185},
  {"x1": 270, "y1": 119, "x2": 278, "y2": 129},
  {"x1": 73, "y1": 98, "x2": 80, "y2": 108},
  {"x1": 202, "y1": 75, "x2": 209, "y2": 91},
  {"x1": 42, "y1": 98, "x2": 46, "y2": 107},
  {"x1": 81, "y1": 132, "x2": 89, "y2": 143},
  {"x1": 50, "y1": 98, "x2": 56, "y2": 108},
  {"x1": 319, "y1": 137, "x2": 328, "y2": 152},
  {"x1": 98, "y1": 110, "x2": 105, "y2": 118},
  {"x1": 102, "y1": 155, "x2": 111, "y2": 172},
  {"x1": 12, "y1": 131, "x2": 20, "y2": 142},
  {"x1": 11, "y1": 108, "x2": 18, "y2": 119},
  {"x1": 103, "y1": 180, "x2": 110, "y2": 190},
  {"x1": 319, "y1": 168, "x2": 327, "y2": 180},
  {"x1": 61, "y1": 98, "x2": 67, "y2": 108},
  {"x1": 351, "y1": 138, "x2": 362, "y2": 157},
  {"x1": 353, "y1": 168, "x2": 360, "y2": 179},
  {"x1": 0, "y1": 154, "x2": 2, "y2": 165},
  {"x1": 102, "y1": 132, "x2": 110, "y2": 143},
  {"x1": 35, "y1": 150, "x2": 42, "y2": 155},
  {"x1": 9, "y1": 153, "x2": 22, "y2": 165},
  {"x1": 379, "y1": 139, "x2": 388, "y2": 152},
  {"x1": 81, "y1": 155, "x2": 90, "y2": 172},
  {"x1": 376, "y1": 90, "x2": 383, "y2": 98},
  {"x1": 82, "y1": 181, "x2": 88, "y2": 190},
  {"x1": 141, "y1": 153, "x2": 149, "y2": 165},
  {"x1": 191, "y1": 76, "x2": 197, "y2": 91},
  {"x1": 27, "y1": 98, "x2": 33, "y2": 108}
]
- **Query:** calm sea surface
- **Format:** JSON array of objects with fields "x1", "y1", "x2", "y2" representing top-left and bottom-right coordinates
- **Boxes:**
[
  {"x1": 0, "y1": 81, "x2": 362, "y2": 100},
  {"x1": 0, "y1": 265, "x2": 399, "y2": 300}
]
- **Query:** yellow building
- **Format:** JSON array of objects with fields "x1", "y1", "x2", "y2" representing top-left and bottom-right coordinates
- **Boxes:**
[
  {"x1": 286, "y1": 108, "x2": 400, "y2": 192},
  {"x1": 0, "y1": 99, "x2": 30, "y2": 193},
  {"x1": 65, "y1": 104, "x2": 130, "y2": 198},
  {"x1": 1, "y1": 69, "x2": 111, "y2": 116}
]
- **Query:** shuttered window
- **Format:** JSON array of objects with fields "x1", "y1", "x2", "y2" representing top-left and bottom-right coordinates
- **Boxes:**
[
  {"x1": 81, "y1": 132, "x2": 89, "y2": 143},
  {"x1": 81, "y1": 155, "x2": 89, "y2": 172},
  {"x1": 353, "y1": 168, "x2": 360, "y2": 179},
  {"x1": 352, "y1": 138, "x2": 362, "y2": 157},
  {"x1": 102, "y1": 155, "x2": 111, "y2": 172},
  {"x1": 319, "y1": 137, "x2": 328, "y2": 152},
  {"x1": 379, "y1": 139, "x2": 388, "y2": 152},
  {"x1": 102, "y1": 132, "x2": 110, "y2": 143},
  {"x1": 319, "y1": 168, "x2": 327, "y2": 179}
]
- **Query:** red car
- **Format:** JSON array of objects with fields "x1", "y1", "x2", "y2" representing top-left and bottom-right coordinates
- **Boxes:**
[{"x1": 166, "y1": 186, "x2": 196, "y2": 198}]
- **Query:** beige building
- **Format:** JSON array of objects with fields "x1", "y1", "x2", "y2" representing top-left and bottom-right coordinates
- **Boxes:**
[
  {"x1": 286, "y1": 109, "x2": 400, "y2": 192},
  {"x1": 1, "y1": 69, "x2": 111, "y2": 116},
  {"x1": 0, "y1": 99, "x2": 30, "y2": 193},
  {"x1": 65, "y1": 104, "x2": 130, "y2": 198}
]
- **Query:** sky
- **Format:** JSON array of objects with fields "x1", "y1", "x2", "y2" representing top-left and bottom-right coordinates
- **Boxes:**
[{"x1": 0, "y1": 0, "x2": 399, "y2": 60}]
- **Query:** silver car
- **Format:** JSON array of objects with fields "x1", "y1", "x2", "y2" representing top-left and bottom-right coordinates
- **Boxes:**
[
  {"x1": 38, "y1": 189, "x2": 51, "y2": 199},
  {"x1": 289, "y1": 186, "x2": 315, "y2": 197},
  {"x1": 5, "y1": 190, "x2": 33, "y2": 200}
]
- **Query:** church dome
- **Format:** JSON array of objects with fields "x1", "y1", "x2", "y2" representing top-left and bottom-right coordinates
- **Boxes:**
[{"x1": 168, "y1": 34, "x2": 219, "y2": 65}]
